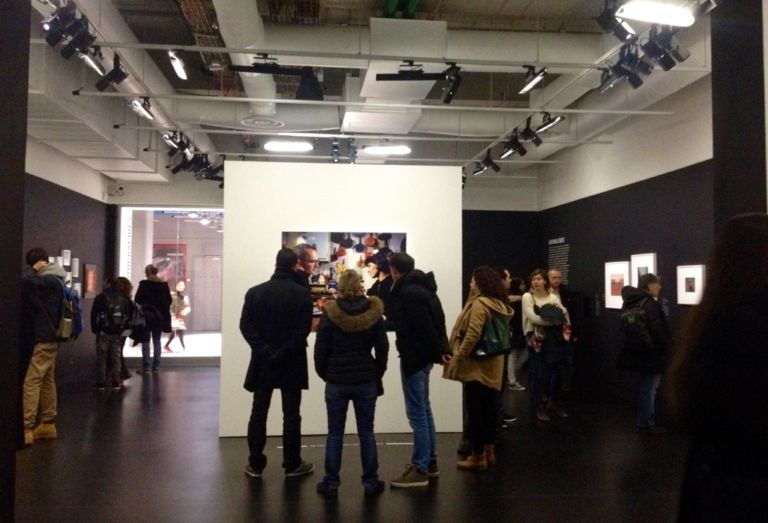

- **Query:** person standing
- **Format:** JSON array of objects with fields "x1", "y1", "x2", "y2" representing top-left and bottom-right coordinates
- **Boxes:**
[
  {"x1": 443, "y1": 267, "x2": 513, "y2": 471},
  {"x1": 295, "y1": 244, "x2": 319, "y2": 287},
  {"x1": 165, "y1": 280, "x2": 191, "y2": 352},
  {"x1": 618, "y1": 273, "x2": 671, "y2": 433},
  {"x1": 240, "y1": 248, "x2": 314, "y2": 479},
  {"x1": 388, "y1": 253, "x2": 451, "y2": 488},
  {"x1": 91, "y1": 278, "x2": 133, "y2": 390},
  {"x1": 314, "y1": 270, "x2": 389, "y2": 498},
  {"x1": 506, "y1": 276, "x2": 528, "y2": 390},
  {"x1": 20, "y1": 248, "x2": 66, "y2": 446},
  {"x1": 134, "y1": 264, "x2": 172, "y2": 374}
]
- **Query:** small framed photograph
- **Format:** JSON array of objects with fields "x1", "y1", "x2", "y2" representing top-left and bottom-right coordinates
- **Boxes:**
[
  {"x1": 84, "y1": 264, "x2": 98, "y2": 299},
  {"x1": 677, "y1": 265, "x2": 705, "y2": 305},
  {"x1": 73, "y1": 282, "x2": 82, "y2": 297},
  {"x1": 61, "y1": 249, "x2": 71, "y2": 267},
  {"x1": 630, "y1": 253, "x2": 657, "y2": 287},
  {"x1": 71, "y1": 258, "x2": 80, "y2": 278},
  {"x1": 605, "y1": 261, "x2": 630, "y2": 309},
  {"x1": 48, "y1": 256, "x2": 55, "y2": 264},
  {"x1": 56, "y1": 256, "x2": 63, "y2": 267}
]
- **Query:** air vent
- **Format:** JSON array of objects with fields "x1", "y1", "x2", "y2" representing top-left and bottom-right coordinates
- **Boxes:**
[{"x1": 240, "y1": 116, "x2": 285, "y2": 129}]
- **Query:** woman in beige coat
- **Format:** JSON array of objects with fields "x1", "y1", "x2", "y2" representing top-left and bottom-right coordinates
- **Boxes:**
[{"x1": 443, "y1": 266, "x2": 514, "y2": 470}]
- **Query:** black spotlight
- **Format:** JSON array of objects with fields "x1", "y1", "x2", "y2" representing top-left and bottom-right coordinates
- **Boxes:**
[
  {"x1": 520, "y1": 117, "x2": 543, "y2": 146},
  {"x1": 480, "y1": 149, "x2": 500, "y2": 173},
  {"x1": 60, "y1": 18, "x2": 95, "y2": 60},
  {"x1": 42, "y1": 3, "x2": 77, "y2": 47},
  {"x1": 594, "y1": 0, "x2": 636, "y2": 42},
  {"x1": 95, "y1": 54, "x2": 128, "y2": 91},
  {"x1": 442, "y1": 64, "x2": 462, "y2": 104},
  {"x1": 500, "y1": 132, "x2": 527, "y2": 159},
  {"x1": 296, "y1": 66, "x2": 324, "y2": 100},
  {"x1": 472, "y1": 162, "x2": 486, "y2": 176},
  {"x1": 642, "y1": 25, "x2": 690, "y2": 72}
]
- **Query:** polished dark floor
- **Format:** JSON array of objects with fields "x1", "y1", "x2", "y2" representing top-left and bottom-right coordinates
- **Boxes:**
[{"x1": 16, "y1": 367, "x2": 686, "y2": 522}]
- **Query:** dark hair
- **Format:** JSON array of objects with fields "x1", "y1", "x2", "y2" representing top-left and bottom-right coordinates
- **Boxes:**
[
  {"x1": 116, "y1": 277, "x2": 133, "y2": 298},
  {"x1": 145, "y1": 264, "x2": 159, "y2": 276},
  {"x1": 638, "y1": 273, "x2": 660, "y2": 291},
  {"x1": 275, "y1": 248, "x2": 298, "y2": 271},
  {"x1": 668, "y1": 213, "x2": 768, "y2": 424},
  {"x1": 509, "y1": 277, "x2": 526, "y2": 296},
  {"x1": 494, "y1": 266, "x2": 510, "y2": 280},
  {"x1": 389, "y1": 252, "x2": 414, "y2": 274},
  {"x1": 26, "y1": 248, "x2": 49, "y2": 267},
  {"x1": 473, "y1": 266, "x2": 507, "y2": 300},
  {"x1": 529, "y1": 268, "x2": 549, "y2": 289}
]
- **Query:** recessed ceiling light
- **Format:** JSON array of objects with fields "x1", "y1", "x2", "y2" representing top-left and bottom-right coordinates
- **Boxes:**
[
  {"x1": 362, "y1": 145, "x2": 412, "y2": 156},
  {"x1": 264, "y1": 140, "x2": 314, "y2": 153}
]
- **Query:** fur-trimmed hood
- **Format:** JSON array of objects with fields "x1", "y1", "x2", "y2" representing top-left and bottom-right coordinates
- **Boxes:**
[{"x1": 324, "y1": 296, "x2": 384, "y2": 332}]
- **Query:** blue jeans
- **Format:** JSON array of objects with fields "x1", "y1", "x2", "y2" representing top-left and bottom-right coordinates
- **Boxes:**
[
  {"x1": 401, "y1": 362, "x2": 437, "y2": 473},
  {"x1": 323, "y1": 381, "x2": 379, "y2": 490},
  {"x1": 141, "y1": 329, "x2": 162, "y2": 370},
  {"x1": 637, "y1": 373, "x2": 662, "y2": 428}
]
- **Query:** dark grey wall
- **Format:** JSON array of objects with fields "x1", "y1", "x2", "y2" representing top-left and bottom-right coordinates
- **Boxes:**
[
  {"x1": 23, "y1": 175, "x2": 116, "y2": 384},
  {"x1": 538, "y1": 160, "x2": 714, "y2": 397}
]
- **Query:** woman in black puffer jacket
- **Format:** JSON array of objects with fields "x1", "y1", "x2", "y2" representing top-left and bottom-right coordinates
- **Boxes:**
[{"x1": 314, "y1": 270, "x2": 389, "y2": 498}]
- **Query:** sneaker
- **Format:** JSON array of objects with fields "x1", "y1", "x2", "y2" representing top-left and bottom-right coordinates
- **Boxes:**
[
  {"x1": 316, "y1": 481, "x2": 338, "y2": 499},
  {"x1": 508, "y1": 382, "x2": 526, "y2": 391},
  {"x1": 503, "y1": 414, "x2": 518, "y2": 423},
  {"x1": 536, "y1": 409, "x2": 551, "y2": 422},
  {"x1": 390, "y1": 464, "x2": 428, "y2": 488},
  {"x1": 136, "y1": 368, "x2": 149, "y2": 375},
  {"x1": 364, "y1": 480, "x2": 385, "y2": 497},
  {"x1": 244, "y1": 465, "x2": 262, "y2": 478},
  {"x1": 426, "y1": 461, "x2": 440, "y2": 478},
  {"x1": 111, "y1": 384, "x2": 122, "y2": 391},
  {"x1": 285, "y1": 461, "x2": 314, "y2": 478}
]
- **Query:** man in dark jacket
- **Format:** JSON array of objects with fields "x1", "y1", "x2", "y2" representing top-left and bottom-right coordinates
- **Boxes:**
[
  {"x1": 20, "y1": 248, "x2": 66, "y2": 446},
  {"x1": 619, "y1": 273, "x2": 671, "y2": 433},
  {"x1": 388, "y1": 252, "x2": 451, "y2": 488},
  {"x1": 134, "y1": 264, "x2": 172, "y2": 374},
  {"x1": 239, "y1": 248, "x2": 314, "y2": 479}
]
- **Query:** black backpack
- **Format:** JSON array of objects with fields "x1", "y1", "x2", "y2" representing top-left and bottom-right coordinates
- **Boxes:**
[
  {"x1": 617, "y1": 298, "x2": 654, "y2": 370},
  {"x1": 98, "y1": 294, "x2": 128, "y2": 335}
]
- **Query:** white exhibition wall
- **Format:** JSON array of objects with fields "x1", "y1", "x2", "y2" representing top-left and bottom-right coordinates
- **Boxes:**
[{"x1": 219, "y1": 162, "x2": 463, "y2": 436}]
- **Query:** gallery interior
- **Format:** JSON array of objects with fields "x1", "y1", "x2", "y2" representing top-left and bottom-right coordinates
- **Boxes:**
[{"x1": 2, "y1": 1, "x2": 765, "y2": 521}]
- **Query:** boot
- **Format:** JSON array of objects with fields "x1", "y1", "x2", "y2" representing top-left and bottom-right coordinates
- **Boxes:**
[
  {"x1": 484, "y1": 444, "x2": 496, "y2": 466},
  {"x1": 32, "y1": 422, "x2": 57, "y2": 440},
  {"x1": 24, "y1": 429, "x2": 33, "y2": 446},
  {"x1": 456, "y1": 453, "x2": 487, "y2": 471}
]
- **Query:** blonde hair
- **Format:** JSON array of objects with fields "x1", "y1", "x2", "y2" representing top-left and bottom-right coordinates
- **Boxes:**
[{"x1": 337, "y1": 271, "x2": 364, "y2": 300}]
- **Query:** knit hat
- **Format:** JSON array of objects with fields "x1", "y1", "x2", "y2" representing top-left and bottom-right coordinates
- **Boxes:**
[{"x1": 337, "y1": 270, "x2": 362, "y2": 297}]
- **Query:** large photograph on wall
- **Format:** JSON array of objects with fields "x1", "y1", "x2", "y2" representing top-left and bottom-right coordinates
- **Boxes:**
[{"x1": 282, "y1": 231, "x2": 406, "y2": 330}]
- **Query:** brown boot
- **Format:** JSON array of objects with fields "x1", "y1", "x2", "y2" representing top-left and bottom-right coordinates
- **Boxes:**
[
  {"x1": 24, "y1": 429, "x2": 33, "y2": 446},
  {"x1": 456, "y1": 453, "x2": 487, "y2": 471},
  {"x1": 484, "y1": 444, "x2": 496, "y2": 466}
]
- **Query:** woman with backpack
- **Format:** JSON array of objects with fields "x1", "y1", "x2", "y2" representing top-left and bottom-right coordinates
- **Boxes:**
[{"x1": 443, "y1": 266, "x2": 514, "y2": 471}]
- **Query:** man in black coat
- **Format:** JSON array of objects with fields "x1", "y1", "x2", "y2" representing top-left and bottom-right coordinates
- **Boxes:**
[
  {"x1": 387, "y1": 252, "x2": 451, "y2": 488},
  {"x1": 239, "y1": 248, "x2": 314, "y2": 479},
  {"x1": 618, "y1": 273, "x2": 671, "y2": 433}
]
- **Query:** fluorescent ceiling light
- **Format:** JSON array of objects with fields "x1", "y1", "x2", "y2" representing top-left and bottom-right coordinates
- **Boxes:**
[
  {"x1": 537, "y1": 113, "x2": 566, "y2": 133},
  {"x1": 168, "y1": 50, "x2": 188, "y2": 80},
  {"x1": 264, "y1": 140, "x2": 314, "y2": 153},
  {"x1": 362, "y1": 145, "x2": 412, "y2": 156},
  {"x1": 200, "y1": 218, "x2": 211, "y2": 226},
  {"x1": 130, "y1": 98, "x2": 154, "y2": 121},
  {"x1": 615, "y1": 1, "x2": 696, "y2": 27}
]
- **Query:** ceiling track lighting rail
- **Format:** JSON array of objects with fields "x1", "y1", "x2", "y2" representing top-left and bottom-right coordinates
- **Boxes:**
[
  {"x1": 75, "y1": 91, "x2": 673, "y2": 117},
  {"x1": 208, "y1": 152, "x2": 564, "y2": 164}
]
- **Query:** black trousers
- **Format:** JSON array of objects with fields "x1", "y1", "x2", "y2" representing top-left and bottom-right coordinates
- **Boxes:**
[
  {"x1": 465, "y1": 381, "x2": 498, "y2": 454},
  {"x1": 247, "y1": 387, "x2": 302, "y2": 471}
]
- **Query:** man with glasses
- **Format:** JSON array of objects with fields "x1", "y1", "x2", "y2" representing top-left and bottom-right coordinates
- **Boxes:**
[{"x1": 295, "y1": 244, "x2": 319, "y2": 287}]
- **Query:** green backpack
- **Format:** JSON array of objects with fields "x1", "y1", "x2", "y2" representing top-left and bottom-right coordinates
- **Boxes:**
[{"x1": 472, "y1": 313, "x2": 511, "y2": 359}]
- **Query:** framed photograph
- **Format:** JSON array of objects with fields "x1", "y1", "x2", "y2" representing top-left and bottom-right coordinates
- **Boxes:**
[
  {"x1": 73, "y1": 282, "x2": 82, "y2": 297},
  {"x1": 677, "y1": 265, "x2": 705, "y2": 305},
  {"x1": 83, "y1": 264, "x2": 98, "y2": 299},
  {"x1": 630, "y1": 252, "x2": 657, "y2": 287},
  {"x1": 61, "y1": 249, "x2": 71, "y2": 267},
  {"x1": 56, "y1": 256, "x2": 63, "y2": 267},
  {"x1": 605, "y1": 261, "x2": 630, "y2": 309},
  {"x1": 71, "y1": 258, "x2": 80, "y2": 278}
]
